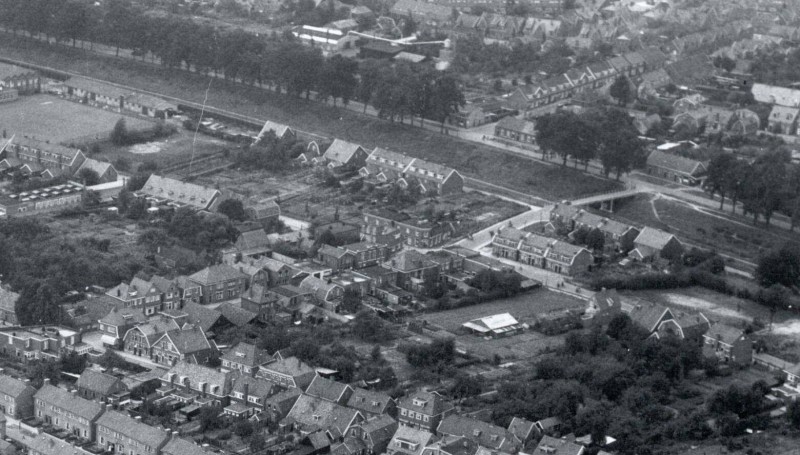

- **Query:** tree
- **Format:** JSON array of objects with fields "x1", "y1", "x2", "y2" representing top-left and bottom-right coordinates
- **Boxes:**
[
  {"x1": 788, "y1": 400, "x2": 800, "y2": 429},
  {"x1": 588, "y1": 108, "x2": 646, "y2": 179},
  {"x1": 352, "y1": 310, "x2": 386, "y2": 342},
  {"x1": 217, "y1": 198, "x2": 247, "y2": 221},
  {"x1": 77, "y1": 168, "x2": 101, "y2": 186},
  {"x1": 585, "y1": 228, "x2": 605, "y2": 251},
  {"x1": 704, "y1": 152, "x2": 736, "y2": 209},
  {"x1": 429, "y1": 73, "x2": 465, "y2": 132},
  {"x1": 111, "y1": 117, "x2": 128, "y2": 145},
  {"x1": 713, "y1": 56, "x2": 736, "y2": 72},
  {"x1": 450, "y1": 373, "x2": 482, "y2": 399},
  {"x1": 755, "y1": 244, "x2": 800, "y2": 288},
  {"x1": 198, "y1": 406, "x2": 224, "y2": 432},
  {"x1": 609, "y1": 75, "x2": 632, "y2": 106},
  {"x1": 341, "y1": 289, "x2": 362, "y2": 314}
]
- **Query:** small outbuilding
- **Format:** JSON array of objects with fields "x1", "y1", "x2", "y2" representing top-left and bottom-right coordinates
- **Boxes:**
[{"x1": 462, "y1": 313, "x2": 524, "y2": 337}]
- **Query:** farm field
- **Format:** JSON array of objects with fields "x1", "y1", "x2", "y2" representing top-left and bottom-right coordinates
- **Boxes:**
[
  {"x1": 0, "y1": 39, "x2": 622, "y2": 202},
  {"x1": 0, "y1": 94, "x2": 152, "y2": 145},
  {"x1": 418, "y1": 289, "x2": 585, "y2": 332}
]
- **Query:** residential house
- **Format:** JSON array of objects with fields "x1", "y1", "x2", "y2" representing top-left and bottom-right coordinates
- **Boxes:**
[
  {"x1": 645, "y1": 150, "x2": 707, "y2": 185},
  {"x1": 569, "y1": 209, "x2": 640, "y2": 252},
  {"x1": 256, "y1": 356, "x2": 317, "y2": 389},
  {"x1": 150, "y1": 325, "x2": 215, "y2": 366},
  {"x1": 2, "y1": 136, "x2": 86, "y2": 178},
  {"x1": 507, "y1": 417, "x2": 536, "y2": 444},
  {"x1": 181, "y1": 302, "x2": 231, "y2": 334},
  {"x1": 188, "y1": 264, "x2": 247, "y2": 305},
  {"x1": 386, "y1": 425, "x2": 437, "y2": 455},
  {"x1": 162, "y1": 438, "x2": 214, "y2": 455},
  {"x1": 64, "y1": 77, "x2": 175, "y2": 118},
  {"x1": 98, "y1": 308, "x2": 146, "y2": 347},
  {"x1": 396, "y1": 390, "x2": 453, "y2": 432},
  {"x1": 221, "y1": 342, "x2": 272, "y2": 376},
  {"x1": 284, "y1": 394, "x2": 365, "y2": 437},
  {"x1": 246, "y1": 200, "x2": 281, "y2": 223},
  {"x1": 346, "y1": 388, "x2": 396, "y2": 417},
  {"x1": 306, "y1": 375, "x2": 354, "y2": 405},
  {"x1": 253, "y1": 120, "x2": 296, "y2": 143},
  {"x1": 436, "y1": 414, "x2": 521, "y2": 453},
  {"x1": 76, "y1": 158, "x2": 118, "y2": 184},
  {"x1": 582, "y1": 288, "x2": 622, "y2": 328},
  {"x1": 629, "y1": 301, "x2": 710, "y2": 341},
  {"x1": 75, "y1": 369, "x2": 127, "y2": 403},
  {"x1": 637, "y1": 69, "x2": 672, "y2": 98},
  {"x1": 0, "y1": 283, "x2": 19, "y2": 325},
  {"x1": 362, "y1": 148, "x2": 464, "y2": 195},
  {"x1": 233, "y1": 262, "x2": 268, "y2": 291},
  {"x1": 383, "y1": 250, "x2": 440, "y2": 293},
  {"x1": 95, "y1": 411, "x2": 170, "y2": 455},
  {"x1": 362, "y1": 210, "x2": 452, "y2": 248},
  {"x1": 768, "y1": 105, "x2": 799, "y2": 134},
  {"x1": 0, "y1": 326, "x2": 86, "y2": 361},
  {"x1": 106, "y1": 277, "x2": 163, "y2": 316},
  {"x1": 122, "y1": 317, "x2": 180, "y2": 359},
  {"x1": 160, "y1": 362, "x2": 233, "y2": 407},
  {"x1": 299, "y1": 275, "x2": 345, "y2": 304},
  {"x1": 135, "y1": 174, "x2": 220, "y2": 211},
  {"x1": 449, "y1": 98, "x2": 508, "y2": 129},
  {"x1": 34, "y1": 383, "x2": 105, "y2": 440},
  {"x1": 729, "y1": 109, "x2": 761, "y2": 136},
  {"x1": 533, "y1": 417, "x2": 562, "y2": 437},
  {"x1": 0, "y1": 63, "x2": 40, "y2": 94},
  {"x1": 490, "y1": 227, "x2": 528, "y2": 261},
  {"x1": 347, "y1": 415, "x2": 398, "y2": 455},
  {"x1": 342, "y1": 242, "x2": 388, "y2": 269},
  {"x1": 225, "y1": 375, "x2": 276, "y2": 417},
  {"x1": 323, "y1": 139, "x2": 370, "y2": 169},
  {"x1": 249, "y1": 257, "x2": 294, "y2": 288},
  {"x1": 234, "y1": 229, "x2": 272, "y2": 259},
  {"x1": 702, "y1": 324, "x2": 753, "y2": 365},
  {"x1": 150, "y1": 276, "x2": 182, "y2": 311},
  {"x1": 531, "y1": 435, "x2": 584, "y2": 455},
  {"x1": 494, "y1": 117, "x2": 536, "y2": 146},
  {"x1": 263, "y1": 387, "x2": 302, "y2": 422},
  {"x1": 491, "y1": 229, "x2": 592, "y2": 276},
  {"x1": 629, "y1": 227, "x2": 683, "y2": 261},
  {"x1": 0, "y1": 374, "x2": 35, "y2": 418},
  {"x1": 241, "y1": 284, "x2": 279, "y2": 322},
  {"x1": 317, "y1": 245, "x2": 356, "y2": 272}
]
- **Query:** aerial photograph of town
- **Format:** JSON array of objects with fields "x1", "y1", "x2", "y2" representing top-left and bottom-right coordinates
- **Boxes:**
[{"x1": 0, "y1": 0, "x2": 799, "y2": 454}]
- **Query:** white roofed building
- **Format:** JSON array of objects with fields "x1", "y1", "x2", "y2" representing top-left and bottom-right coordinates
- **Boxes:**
[
  {"x1": 462, "y1": 313, "x2": 524, "y2": 337},
  {"x1": 292, "y1": 25, "x2": 357, "y2": 56}
]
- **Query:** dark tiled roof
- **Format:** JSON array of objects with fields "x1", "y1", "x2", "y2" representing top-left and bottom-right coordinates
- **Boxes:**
[
  {"x1": 286, "y1": 394, "x2": 362, "y2": 435},
  {"x1": 397, "y1": 390, "x2": 451, "y2": 417},
  {"x1": 217, "y1": 303, "x2": 257, "y2": 327},
  {"x1": 646, "y1": 150, "x2": 706, "y2": 176},
  {"x1": 100, "y1": 307, "x2": 146, "y2": 327},
  {"x1": 189, "y1": 264, "x2": 247, "y2": 286},
  {"x1": 306, "y1": 375, "x2": 351, "y2": 403},
  {"x1": 76, "y1": 369, "x2": 124, "y2": 395},
  {"x1": 161, "y1": 326, "x2": 211, "y2": 355},
  {"x1": 346, "y1": 387, "x2": 393, "y2": 415},
  {"x1": 0, "y1": 374, "x2": 33, "y2": 397},
  {"x1": 261, "y1": 356, "x2": 315, "y2": 378},
  {"x1": 437, "y1": 414, "x2": 520, "y2": 452},
  {"x1": 162, "y1": 438, "x2": 213, "y2": 455},
  {"x1": 97, "y1": 410, "x2": 169, "y2": 449},
  {"x1": 532, "y1": 435, "x2": 584, "y2": 455},
  {"x1": 221, "y1": 342, "x2": 272, "y2": 368},
  {"x1": 182, "y1": 302, "x2": 225, "y2": 332},
  {"x1": 34, "y1": 385, "x2": 104, "y2": 421}
]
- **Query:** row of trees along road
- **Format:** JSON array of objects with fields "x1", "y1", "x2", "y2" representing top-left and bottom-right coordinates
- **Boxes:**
[
  {"x1": 536, "y1": 107, "x2": 648, "y2": 179},
  {"x1": 0, "y1": 0, "x2": 465, "y2": 128},
  {"x1": 704, "y1": 149, "x2": 800, "y2": 228}
]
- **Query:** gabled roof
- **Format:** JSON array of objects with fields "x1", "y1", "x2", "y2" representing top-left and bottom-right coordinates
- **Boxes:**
[
  {"x1": 323, "y1": 139, "x2": 365, "y2": 166},
  {"x1": 124, "y1": 318, "x2": 181, "y2": 345},
  {"x1": 306, "y1": 375, "x2": 352, "y2": 403},
  {"x1": 299, "y1": 275, "x2": 343, "y2": 302},
  {"x1": 138, "y1": 174, "x2": 220, "y2": 210},
  {"x1": 286, "y1": 394, "x2": 363, "y2": 436},
  {"x1": 507, "y1": 417, "x2": 535, "y2": 442},
  {"x1": 182, "y1": 302, "x2": 226, "y2": 333},
  {"x1": 77, "y1": 158, "x2": 115, "y2": 179},
  {"x1": 532, "y1": 435, "x2": 584, "y2": 455},
  {"x1": 261, "y1": 356, "x2": 315, "y2": 378},
  {"x1": 157, "y1": 325, "x2": 212, "y2": 355},
  {"x1": 703, "y1": 323, "x2": 746, "y2": 344},
  {"x1": 76, "y1": 369, "x2": 124, "y2": 395},
  {"x1": 236, "y1": 229, "x2": 271, "y2": 251},
  {"x1": 231, "y1": 374, "x2": 275, "y2": 397},
  {"x1": 11, "y1": 136, "x2": 84, "y2": 166},
  {"x1": 463, "y1": 313, "x2": 520, "y2": 333},
  {"x1": 217, "y1": 303, "x2": 257, "y2": 327},
  {"x1": 590, "y1": 288, "x2": 621, "y2": 311},
  {"x1": 319, "y1": 244, "x2": 351, "y2": 259},
  {"x1": 359, "y1": 414, "x2": 398, "y2": 446},
  {"x1": 752, "y1": 83, "x2": 800, "y2": 107},
  {"x1": 256, "y1": 121, "x2": 293, "y2": 140},
  {"x1": 646, "y1": 150, "x2": 706, "y2": 176},
  {"x1": 634, "y1": 226, "x2": 679, "y2": 250},
  {"x1": 189, "y1": 264, "x2": 247, "y2": 286},
  {"x1": 0, "y1": 374, "x2": 34, "y2": 398},
  {"x1": 385, "y1": 250, "x2": 439, "y2": 272},
  {"x1": 437, "y1": 414, "x2": 521, "y2": 452},
  {"x1": 496, "y1": 117, "x2": 536, "y2": 135},
  {"x1": 34, "y1": 384, "x2": 104, "y2": 421},
  {"x1": 629, "y1": 301, "x2": 670, "y2": 333},
  {"x1": 346, "y1": 387, "x2": 394, "y2": 415},
  {"x1": 163, "y1": 362, "x2": 232, "y2": 394},
  {"x1": 397, "y1": 390, "x2": 452, "y2": 417},
  {"x1": 162, "y1": 438, "x2": 213, "y2": 455},
  {"x1": 388, "y1": 425, "x2": 436, "y2": 455},
  {"x1": 221, "y1": 342, "x2": 272, "y2": 368},
  {"x1": 97, "y1": 410, "x2": 170, "y2": 449}
]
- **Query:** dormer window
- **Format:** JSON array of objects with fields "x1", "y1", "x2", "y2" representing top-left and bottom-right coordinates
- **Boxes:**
[
  {"x1": 412, "y1": 398, "x2": 427, "y2": 407},
  {"x1": 313, "y1": 415, "x2": 320, "y2": 421},
  {"x1": 473, "y1": 430, "x2": 481, "y2": 437}
]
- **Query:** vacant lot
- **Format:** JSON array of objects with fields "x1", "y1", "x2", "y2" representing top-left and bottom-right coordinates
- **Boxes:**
[
  {"x1": 419, "y1": 289, "x2": 585, "y2": 332},
  {"x1": 455, "y1": 331, "x2": 564, "y2": 361},
  {"x1": 0, "y1": 39, "x2": 621, "y2": 202},
  {"x1": 0, "y1": 95, "x2": 152, "y2": 145}
]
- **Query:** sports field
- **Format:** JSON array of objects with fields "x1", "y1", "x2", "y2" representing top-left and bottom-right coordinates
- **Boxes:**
[{"x1": 0, "y1": 95, "x2": 152, "y2": 144}]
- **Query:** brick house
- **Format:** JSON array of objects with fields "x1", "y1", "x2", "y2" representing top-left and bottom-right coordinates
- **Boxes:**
[
  {"x1": 363, "y1": 210, "x2": 451, "y2": 249},
  {"x1": 106, "y1": 277, "x2": 164, "y2": 316},
  {"x1": 3, "y1": 136, "x2": 86, "y2": 178},
  {"x1": 629, "y1": 301, "x2": 710, "y2": 341},
  {"x1": 75, "y1": 369, "x2": 128, "y2": 403},
  {"x1": 491, "y1": 229, "x2": 592, "y2": 276},
  {"x1": 317, "y1": 245, "x2": 356, "y2": 272},
  {"x1": 437, "y1": 414, "x2": 521, "y2": 453},
  {"x1": 150, "y1": 325, "x2": 214, "y2": 366},
  {"x1": 98, "y1": 308, "x2": 146, "y2": 347},
  {"x1": 396, "y1": 390, "x2": 452, "y2": 432},
  {"x1": 0, "y1": 374, "x2": 35, "y2": 418},
  {"x1": 346, "y1": 415, "x2": 398, "y2": 455},
  {"x1": 220, "y1": 342, "x2": 272, "y2": 376},
  {"x1": 582, "y1": 288, "x2": 622, "y2": 328},
  {"x1": 306, "y1": 375, "x2": 354, "y2": 405},
  {"x1": 299, "y1": 276, "x2": 345, "y2": 303},
  {"x1": 383, "y1": 250, "x2": 441, "y2": 293},
  {"x1": 386, "y1": 425, "x2": 436, "y2": 455},
  {"x1": 224, "y1": 375, "x2": 276, "y2": 417},
  {"x1": 249, "y1": 257, "x2": 293, "y2": 288},
  {"x1": 702, "y1": 324, "x2": 753, "y2": 365},
  {"x1": 256, "y1": 356, "x2": 316, "y2": 389},
  {"x1": 544, "y1": 240, "x2": 594, "y2": 275},
  {"x1": 346, "y1": 387, "x2": 396, "y2": 417},
  {"x1": 645, "y1": 150, "x2": 707, "y2": 185},
  {"x1": 361, "y1": 148, "x2": 463, "y2": 195},
  {"x1": 96, "y1": 411, "x2": 170, "y2": 455},
  {"x1": 494, "y1": 117, "x2": 537, "y2": 145},
  {"x1": 284, "y1": 394, "x2": 364, "y2": 437},
  {"x1": 122, "y1": 318, "x2": 180, "y2": 359},
  {"x1": 34, "y1": 382, "x2": 105, "y2": 440},
  {"x1": 159, "y1": 362, "x2": 232, "y2": 407},
  {"x1": 188, "y1": 265, "x2": 248, "y2": 305},
  {"x1": 0, "y1": 326, "x2": 85, "y2": 361}
]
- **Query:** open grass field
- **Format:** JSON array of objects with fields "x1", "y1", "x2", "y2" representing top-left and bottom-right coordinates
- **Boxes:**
[
  {"x1": 622, "y1": 287, "x2": 764, "y2": 326},
  {"x1": 419, "y1": 289, "x2": 585, "y2": 332},
  {"x1": 613, "y1": 193, "x2": 798, "y2": 265},
  {"x1": 0, "y1": 95, "x2": 152, "y2": 145},
  {"x1": 0, "y1": 39, "x2": 622, "y2": 202},
  {"x1": 455, "y1": 331, "x2": 564, "y2": 361}
]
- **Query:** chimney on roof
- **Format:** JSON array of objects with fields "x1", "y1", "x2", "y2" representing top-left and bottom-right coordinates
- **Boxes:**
[
  {"x1": 171, "y1": 431, "x2": 179, "y2": 440},
  {"x1": 135, "y1": 416, "x2": 141, "y2": 420},
  {"x1": 70, "y1": 389, "x2": 78, "y2": 395},
  {"x1": 43, "y1": 378, "x2": 50, "y2": 385},
  {"x1": 243, "y1": 383, "x2": 249, "y2": 403}
]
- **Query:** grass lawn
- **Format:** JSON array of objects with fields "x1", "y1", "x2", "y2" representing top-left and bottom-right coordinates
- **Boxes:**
[
  {"x1": 0, "y1": 95, "x2": 152, "y2": 145},
  {"x1": 0, "y1": 38, "x2": 622, "y2": 202},
  {"x1": 419, "y1": 289, "x2": 585, "y2": 332},
  {"x1": 612, "y1": 194, "x2": 797, "y2": 265}
]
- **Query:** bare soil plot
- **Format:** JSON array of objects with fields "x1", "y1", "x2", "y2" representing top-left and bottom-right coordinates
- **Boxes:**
[
  {"x1": 0, "y1": 95, "x2": 152, "y2": 144},
  {"x1": 455, "y1": 331, "x2": 564, "y2": 361},
  {"x1": 419, "y1": 289, "x2": 585, "y2": 332}
]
